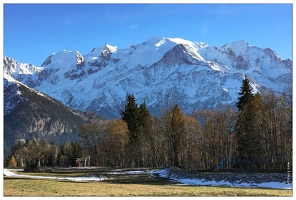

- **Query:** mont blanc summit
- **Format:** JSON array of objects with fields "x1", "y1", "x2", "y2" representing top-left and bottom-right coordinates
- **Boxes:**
[{"x1": 4, "y1": 36, "x2": 292, "y2": 118}]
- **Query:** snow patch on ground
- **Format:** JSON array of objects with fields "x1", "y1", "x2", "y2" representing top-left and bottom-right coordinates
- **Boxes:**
[
  {"x1": 4, "y1": 168, "x2": 293, "y2": 190},
  {"x1": 152, "y1": 168, "x2": 292, "y2": 189},
  {"x1": 3, "y1": 168, "x2": 107, "y2": 182}
]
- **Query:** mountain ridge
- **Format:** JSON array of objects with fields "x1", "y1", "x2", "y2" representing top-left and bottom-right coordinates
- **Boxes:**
[
  {"x1": 4, "y1": 36, "x2": 292, "y2": 119},
  {"x1": 4, "y1": 74, "x2": 104, "y2": 156}
]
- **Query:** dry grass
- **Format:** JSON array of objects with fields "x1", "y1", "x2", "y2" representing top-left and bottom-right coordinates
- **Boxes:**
[{"x1": 4, "y1": 176, "x2": 292, "y2": 197}]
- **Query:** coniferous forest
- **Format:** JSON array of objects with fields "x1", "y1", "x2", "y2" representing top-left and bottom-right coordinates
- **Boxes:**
[{"x1": 5, "y1": 77, "x2": 292, "y2": 171}]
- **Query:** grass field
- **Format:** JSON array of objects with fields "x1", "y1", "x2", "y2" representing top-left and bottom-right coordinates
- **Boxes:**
[{"x1": 3, "y1": 168, "x2": 293, "y2": 197}]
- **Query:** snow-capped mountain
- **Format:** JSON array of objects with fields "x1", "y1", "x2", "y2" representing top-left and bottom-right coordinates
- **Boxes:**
[
  {"x1": 3, "y1": 74, "x2": 103, "y2": 156},
  {"x1": 3, "y1": 36, "x2": 292, "y2": 118}
]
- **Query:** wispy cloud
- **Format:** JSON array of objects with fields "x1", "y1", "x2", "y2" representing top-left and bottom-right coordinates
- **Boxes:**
[{"x1": 128, "y1": 24, "x2": 139, "y2": 30}]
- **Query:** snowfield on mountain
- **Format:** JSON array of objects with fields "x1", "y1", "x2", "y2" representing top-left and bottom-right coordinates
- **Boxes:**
[{"x1": 4, "y1": 36, "x2": 292, "y2": 118}]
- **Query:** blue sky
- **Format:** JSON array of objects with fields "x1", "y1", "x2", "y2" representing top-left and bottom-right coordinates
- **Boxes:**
[{"x1": 3, "y1": 3, "x2": 293, "y2": 66}]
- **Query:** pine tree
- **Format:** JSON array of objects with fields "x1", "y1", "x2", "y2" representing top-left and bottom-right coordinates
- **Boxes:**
[
  {"x1": 121, "y1": 94, "x2": 140, "y2": 140},
  {"x1": 235, "y1": 91, "x2": 264, "y2": 168},
  {"x1": 236, "y1": 75, "x2": 254, "y2": 111},
  {"x1": 138, "y1": 101, "x2": 150, "y2": 125},
  {"x1": 235, "y1": 76, "x2": 255, "y2": 168},
  {"x1": 120, "y1": 94, "x2": 152, "y2": 167}
]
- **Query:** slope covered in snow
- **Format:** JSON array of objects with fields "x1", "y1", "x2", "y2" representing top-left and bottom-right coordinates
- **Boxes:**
[
  {"x1": 3, "y1": 36, "x2": 292, "y2": 118},
  {"x1": 4, "y1": 74, "x2": 23, "y2": 115},
  {"x1": 3, "y1": 73, "x2": 104, "y2": 156}
]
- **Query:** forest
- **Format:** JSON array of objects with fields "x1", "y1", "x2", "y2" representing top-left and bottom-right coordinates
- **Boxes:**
[{"x1": 5, "y1": 77, "x2": 292, "y2": 171}]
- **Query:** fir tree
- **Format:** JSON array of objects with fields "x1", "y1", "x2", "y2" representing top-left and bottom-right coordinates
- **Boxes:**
[
  {"x1": 138, "y1": 100, "x2": 150, "y2": 125},
  {"x1": 120, "y1": 94, "x2": 152, "y2": 167},
  {"x1": 235, "y1": 86, "x2": 264, "y2": 168},
  {"x1": 120, "y1": 94, "x2": 141, "y2": 140},
  {"x1": 236, "y1": 75, "x2": 254, "y2": 111},
  {"x1": 236, "y1": 76, "x2": 253, "y2": 167}
]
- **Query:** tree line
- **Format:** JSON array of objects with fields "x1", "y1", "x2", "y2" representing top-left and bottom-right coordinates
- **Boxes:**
[{"x1": 5, "y1": 77, "x2": 292, "y2": 171}]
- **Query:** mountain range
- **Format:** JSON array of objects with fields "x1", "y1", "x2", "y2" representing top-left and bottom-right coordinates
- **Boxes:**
[
  {"x1": 4, "y1": 36, "x2": 292, "y2": 119},
  {"x1": 3, "y1": 36, "x2": 292, "y2": 154}
]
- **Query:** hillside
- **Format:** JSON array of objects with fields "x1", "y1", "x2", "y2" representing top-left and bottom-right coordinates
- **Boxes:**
[{"x1": 4, "y1": 74, "x2": 103, "y2": 156}]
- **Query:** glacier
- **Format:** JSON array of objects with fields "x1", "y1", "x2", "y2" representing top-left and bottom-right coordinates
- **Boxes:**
[{"x1": 3, "y1": 36, "x2": 292, "y2": 119}]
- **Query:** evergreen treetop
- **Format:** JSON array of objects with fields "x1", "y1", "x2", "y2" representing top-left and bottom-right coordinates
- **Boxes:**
[
  {"x1": 121, "y1": 94, "x2": 141, "y2": 140},
  {"x1": 236, "y1": 75, "x2": 254, "y2": 111},
  {"x1": 121, "y1": 94, "x2": 151, "y2": 141}
]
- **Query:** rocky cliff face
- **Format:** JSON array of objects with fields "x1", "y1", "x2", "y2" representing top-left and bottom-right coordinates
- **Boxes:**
[{"x1": 4, "y1": 36, "x2": 292, "y2": 119}]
